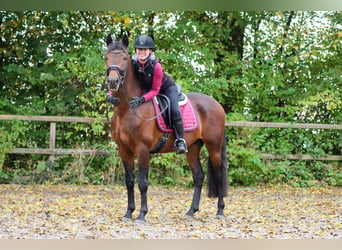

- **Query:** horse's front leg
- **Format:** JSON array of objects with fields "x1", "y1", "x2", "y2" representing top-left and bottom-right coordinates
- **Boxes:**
[
  {"x1": 121, "y1": 152, "x2": 135, "y2": 221},
  {"x1": 136, "y1": 151, "x2": 150, "y2": 222}
]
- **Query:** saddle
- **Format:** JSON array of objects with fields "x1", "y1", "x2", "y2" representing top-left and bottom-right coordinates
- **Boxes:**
[
  {"x1": 155, "y1": 93, "x2": 184, "y2": 128},
  {"x1": 149, "y1": 85, "x2": 197, "y2": 154},
  {"x1": 152, "y1": 84, "x2": 198, "y2": 133}
]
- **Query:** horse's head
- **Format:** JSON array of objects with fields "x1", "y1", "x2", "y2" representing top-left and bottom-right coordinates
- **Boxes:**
[{"x1": 105, "y1": 34, "x2": 129, "y2": 92}]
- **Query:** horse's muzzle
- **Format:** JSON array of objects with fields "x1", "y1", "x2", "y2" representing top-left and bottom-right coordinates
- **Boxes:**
[
  {"x1": 106, "y1": 65, "x2": 125, "y2": 91},
  {"x1": 107, "y1": 76, "x2": 120, "y2": 91}
]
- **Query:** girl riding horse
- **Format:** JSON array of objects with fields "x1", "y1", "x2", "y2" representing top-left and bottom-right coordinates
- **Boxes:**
[
  {"x1": 105, "y1": 34, "x2": 228, "y2": 222},
  {"x1": 108, "y1": 35, "x2": 187, "y2": 154}
]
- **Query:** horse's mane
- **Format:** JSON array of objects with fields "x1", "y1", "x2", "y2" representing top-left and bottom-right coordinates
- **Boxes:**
[{"x1": 106, "y1": 41, "x2": 128, "y2": 53}]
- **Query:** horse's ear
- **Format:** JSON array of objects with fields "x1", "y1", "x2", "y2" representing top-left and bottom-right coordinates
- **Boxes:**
[
  {"x1": 106, "y1": 34, "x2": 113, "y2": 46},
  {"x1": 122, "y1": 33, "x2": 129, "y2": 48}
]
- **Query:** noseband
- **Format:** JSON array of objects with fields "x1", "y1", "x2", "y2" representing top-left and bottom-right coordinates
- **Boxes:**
[
  {"x1": 106, "y1": 65, "x2": 126, "y2": 77},
  {"x1": 106, "y1": 50, "x2": 128, "y2": 91}
]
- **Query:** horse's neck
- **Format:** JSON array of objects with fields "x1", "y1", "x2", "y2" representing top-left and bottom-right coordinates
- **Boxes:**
[
  {"x1": 124, "y1": 62, "x2": 143, "y2": 98},
  {"x1": 114, "y1": 62, "x2": 143, "y2": 113}
]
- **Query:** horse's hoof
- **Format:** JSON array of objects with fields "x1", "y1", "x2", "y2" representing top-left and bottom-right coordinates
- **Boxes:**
[
  {"x1": 184, "y1": 214, "x2": 194, "y2": 221},
  {"x1": 134, "y1": 219, "x2": 146, "y2": 224},
  {"x1": 122, "y1": 217, "x2": 132, "y2": 223},
  {"x1": 216, "y1": 214, "x2": 225, "y2": 220}
]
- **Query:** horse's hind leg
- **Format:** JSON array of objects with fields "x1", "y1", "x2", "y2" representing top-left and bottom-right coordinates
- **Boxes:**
[
  {"x1": 208, "y1": 156, "x2": 226, "y2": 218},
  {"x1": 206, "y1": 135, "x2": 228, "y2": 218},
  {"x1": 185, "y1": 140, "x2": 204, "y2": 219}
]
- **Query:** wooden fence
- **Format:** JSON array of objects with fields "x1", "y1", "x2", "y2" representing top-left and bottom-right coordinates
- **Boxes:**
[{"x1": 1, "y1": 114, "x2": 341, "y2": 161}]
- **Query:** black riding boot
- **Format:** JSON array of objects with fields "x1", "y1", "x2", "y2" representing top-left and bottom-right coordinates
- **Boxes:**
[{"x1": 172, "y1": 116, "x2": 188, "y2": 154}]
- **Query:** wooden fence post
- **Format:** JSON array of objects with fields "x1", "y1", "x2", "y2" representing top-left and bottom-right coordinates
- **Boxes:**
[{"x1": 49, "y1": 122, "x2": 56, "y2": 163}]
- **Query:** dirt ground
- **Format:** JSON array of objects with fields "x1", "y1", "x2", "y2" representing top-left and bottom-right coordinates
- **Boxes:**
[{"x1": 0, "y1": 184, "x2": 341, "y2": 239}]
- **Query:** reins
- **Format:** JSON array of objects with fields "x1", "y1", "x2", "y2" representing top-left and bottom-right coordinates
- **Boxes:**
[{"x1": 121, "y1": 87, "x2": 169, "y2": 122}]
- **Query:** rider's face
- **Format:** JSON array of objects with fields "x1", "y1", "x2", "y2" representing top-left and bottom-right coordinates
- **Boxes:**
[{"x1": 136, "y1": 48, "x2": 152, "y2": 62}]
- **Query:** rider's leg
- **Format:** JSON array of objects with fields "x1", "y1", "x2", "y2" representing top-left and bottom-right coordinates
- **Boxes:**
[
  {"x1": 172, "y1": 115, "x2": 187, "y2": 154},
  {"x1": 163, "y1": 85, "x2": 187, "y2": 154}
]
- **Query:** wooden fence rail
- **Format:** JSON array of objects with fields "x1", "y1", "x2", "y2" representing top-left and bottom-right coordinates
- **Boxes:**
[{"x1": 1, "y1": 115, "x2": 341, "y2": 161}]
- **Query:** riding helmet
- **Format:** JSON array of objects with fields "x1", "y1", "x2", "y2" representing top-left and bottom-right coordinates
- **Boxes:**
[{"x1": 134, "y1": 35, "x2": 154, "y2": 49}]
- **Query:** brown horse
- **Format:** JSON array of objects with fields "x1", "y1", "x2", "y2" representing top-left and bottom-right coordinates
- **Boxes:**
[{"x1": 105, "y1": 34, "x2": 228, "y2": 222}]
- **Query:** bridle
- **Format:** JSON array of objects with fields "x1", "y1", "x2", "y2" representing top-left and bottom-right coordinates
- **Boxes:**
[
  {"x1": 106, "y1": 50, "x2": 128, "y2": 91},
  {"x1": 105, "y1": 48, "x2": 168, "y2": 122}
]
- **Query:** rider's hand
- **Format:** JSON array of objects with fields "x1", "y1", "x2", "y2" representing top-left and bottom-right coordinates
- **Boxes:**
[
  {"x1": 129, "y1": 96, "x2": 145, "y2": 108},
  {"x1": 107, "y1": 94, "x2": 120, "y2": 105}
]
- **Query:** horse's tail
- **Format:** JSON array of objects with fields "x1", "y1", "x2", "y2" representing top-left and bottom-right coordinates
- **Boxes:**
[{"x1": 207, "y1": 130, "x2": 228, "y2": 198}]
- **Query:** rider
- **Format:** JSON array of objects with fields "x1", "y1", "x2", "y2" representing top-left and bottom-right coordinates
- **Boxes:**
[{"x1": 129, "y1": 35, "x2": 187, "y2": 154}]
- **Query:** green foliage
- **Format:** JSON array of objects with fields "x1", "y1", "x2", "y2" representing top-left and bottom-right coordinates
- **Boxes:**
[
  {"x1": 227, "y1": 125, "x2": 341, "y2": 187},
  {"x1": 265, "y1": 161, "x2": 342, "y2": 187},
  {"x1": 150, "y1": 154, "x2": 191, "y2": 186},
  {"x1": 0, "y1": 120, "x2": 26, "y2": 173}
]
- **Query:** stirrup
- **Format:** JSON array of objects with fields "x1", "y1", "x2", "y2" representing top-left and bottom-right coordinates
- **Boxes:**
[{"x1": 174, "y1": 138, "x2": 188, "y2": 154}]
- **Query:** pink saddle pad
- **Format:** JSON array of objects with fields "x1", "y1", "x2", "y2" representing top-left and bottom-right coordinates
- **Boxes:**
[{"x1": 152, "y1": 96, "x2": 198, "y2": 133}]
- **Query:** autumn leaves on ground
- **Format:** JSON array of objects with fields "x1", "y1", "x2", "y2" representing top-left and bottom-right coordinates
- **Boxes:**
[{"x1": 0, "y1": 184, "x2": 341, "y2": 239}]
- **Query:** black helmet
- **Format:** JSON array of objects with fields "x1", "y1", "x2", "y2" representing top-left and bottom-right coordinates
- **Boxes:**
[{"x1": 134, "y1": 35, "x2": 154, "y2": 49}]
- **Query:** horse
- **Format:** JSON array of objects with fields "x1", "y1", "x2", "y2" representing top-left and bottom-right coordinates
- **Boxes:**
[{"x1": 105, "y1": 34, "x2": 228, "y2": 222}]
